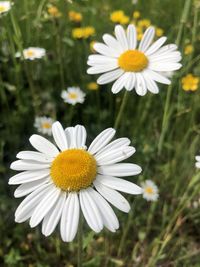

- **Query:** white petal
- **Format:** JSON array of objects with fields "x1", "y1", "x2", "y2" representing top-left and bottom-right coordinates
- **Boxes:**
[
  {"x1": 95, "y1": 146, "x2": 135, "y2": 165},
  {"x1": 94, "y1": 180, "x2": 130, "y2": 213},
  {"x1": 42, "y1": 192, "x2": 66, "y2": 236},
  {"x1": 142, "y1": 72, "x2": 159, "y2": 94},
  {"x1": 98, "y1": 163, "x2": 142, "y2": 177},
  {"x1": 144, "y1": 69, "x2": 171, "y2": 85},
  {"x1": 114, "y1": 25, "x2": 128, "y2": 51},
  {"x1": 87, "y1": 63, "x2": 118, "y2": 75},
  {"x1": 87, "y1": 55, "x2": 118, "y2": 65},
  {"x1": 52, "y1": 121, "x2": 68, "y2": 151},
  {"x1": 95, "y1": 138, "x2": 131, "y2": 157},
  {"x1": 151, "y1": 44, "x2": 178, "y2": 57},
  {"x1": 139, "y1": 27, "x2": 155, "y2": 52},
  {"x1": 124, "y1": 73, "x2": 136, "y2": 91},
  {"x1": 15, "y1": 183, "x2": 52, "y2": 223},
  {"x1": 135, "y1": 73, "x2": 147, "y2": 96},
  {"x1": 97, "y1": 69, "x2": 124, "y2": 85},
  {"x1": 102, "y1": 34, "x2": 123, "y2": 53},
  {"x1": 111, "y1": 74, "x2": 127, "y2": 94},
  {"x1": 145, "y1": 37, "x2": 167, "y2": 56},
  {"x1": 10, "y1": 160, "x2": 50, "y2": 171},
  {"x1": 30, "y1": 186, "x2": 61, "y2": 228},
  {"x1": 149, "y1": 51, "x2": 181, "y2": 63},
  {"x1": 127, "y1": 24, "x2": 137, "y2": 50},
  {"x1": 195, "y1": 162, "x2": 200, "y2": 168},
  {"x1": 16, "y1": 151, "x2": 53, "y2": 163},
  {"x1": 96, "y1": 175, "x2": 142, "y2": 195},
  {"x1": 74, "y1": 125, "x2": 87, "y2": 149},
  {"x1": 149, "y1": 62, "x2": 182, "y2": 72},
  {"x1": 93, "y1": 42, "x2": 120, "y2": 57},
  {"x1": 195, "y1": 156, "x2": 200, "y2": 161},
  {"x1": 9, "y1": 169, "x2": 50, "y2": 185},
  {"x1": 88, "y1": 187, "x2": 119, "y2": 232},
  {"x1": 14, "y1": 178, "x2": 50, "y2": 198},
  {"x1": 88, "y1": 128, "x2": 116, "y2": 155},
  {"x1": 65, "y1": 127, "x2": 76, "y2": 148},
  {"x1": 79, "y1": 188, "x2": 103, "y2": 232},
  {"x1": 29, "y1": 134, "x2": 59, "y2": 157},
  {"x1": 60, "y1": 192, "x2": 80, "y2": 242}
]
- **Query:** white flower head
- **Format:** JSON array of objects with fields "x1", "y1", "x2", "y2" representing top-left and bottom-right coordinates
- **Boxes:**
[
  {"x1": 141, "y1": 180, "x2": 159, "y2": 202},
  {"x1": 87, "y1": 24, "x2": 182, "y2": 96},
  {"x1": 61, "y1": 87, "x2": 86, "y2": 105},
  {"x1": 34, "y1": 116, "x2": 54, "y2": 136},
  {"x1": 16, "y1": 47, "x2": 46, "y2": 60},
  {"x1": 195, "y1": 156, "x2": 200, "y2": 168},
  {"x1": 0, "y1": 1, "x2": 11, "y2": 14},
  {"x1": 9, "y1": 121, "x2": 142, "y2": 242}
]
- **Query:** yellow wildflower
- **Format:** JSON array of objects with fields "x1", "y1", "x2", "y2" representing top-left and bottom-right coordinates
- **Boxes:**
[
  {"x1": 110, "y1": 10, "x2": 129, "y2": 24},
  {"x1": 133, "y1": 11, "x2": 140, "y2": 19},
  {"x1": 138, "y1": 19, "x2": 151, "y2": 28},
  {"x1": 48, "y1": 5, "x2": 61, "y2": 18},
  {"x1": 72, "y1": 27, "x2": 95, "y2": 39},
  {"x1": 72, "y1": 28, "x2": 84, "y2": 39},
  {"x1": 87, "y1": 82, "x2": 99, "y2": 91},
  {"x1": 184, "y1": 44, "x2": 193, "y2": 55},
  {"x1": 83, "y1": 26, "x2": 95, "y2": 38},
  {"x1": 68, "y1": 11, "x2": 82, "y2": 23},
  {"x1": 182, "y1": 74, "x2": 199, "y2": 91},
  {"x1": 156, "y1": 27, "x2": 164, "y2": 37}
]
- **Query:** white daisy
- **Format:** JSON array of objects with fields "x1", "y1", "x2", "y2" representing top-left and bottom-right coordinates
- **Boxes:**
[
  {"x1": 61, "y1": 87, "x2": 86, "y2": 105},
  {"x1": 141, "y1": 180, "x2": 159, "y2": 202},
  {"x1": 87, "y1": 24, "x2": 182, "y2": 95},
  {"x1": 9, "y1": 121, "x2": 142, "y2": 242},
  {"x1": 16, "y1": 47, "x2": 46, "y2": 60},
  {"x1": 195, "y1": 156, "x2": 200, "y2": 168},
  {"x1": 0, "y1": 1, "x2": 11, "y2": 14},
  {"x1": 34, "y1": 116, "x2": 54, "y2": 136}
]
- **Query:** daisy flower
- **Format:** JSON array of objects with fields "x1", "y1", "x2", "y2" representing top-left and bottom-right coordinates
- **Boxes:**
[
  {"x1": 9, "y1": 121, "x2": 142, "y2": 242},
  {"x1": 16, "y1": 47, "x2": 46, "y2": 60},
  {"x1": 0, "y1": 1, "x2": 11, "y2": 14},
  {"x1": 61, "y1": 87, "x2": 85, "y2": 105},
  {"x1": 195, "y1": 156, "x2": 200, "y2": 168},
  {"x1": 87, "y1": 24, "x2": 182, "y2": 95},
  {"x1": 141, "y1": 180, "x2": 159, "y2": 201},
  {"x1": 34, "y1": 116, "x2": 54, "y2": 136}
]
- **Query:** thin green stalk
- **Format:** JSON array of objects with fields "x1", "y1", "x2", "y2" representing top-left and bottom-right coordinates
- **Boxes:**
[
  {"x1": 78, "y1": 215, "x2": 83, "y2": 267},
  {"x1": 157, "y1": 0, "x2": 192, "y2": 155},
  {"x1": 114, "y1": 90, "x2": 129, "y2": 130}
]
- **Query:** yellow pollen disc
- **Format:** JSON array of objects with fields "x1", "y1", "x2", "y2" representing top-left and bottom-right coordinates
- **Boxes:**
[
  {"x1": 69, "y1": 93, "x2": 78, "y2": 99},
  {"x1": 42, "y1": 122, "x2": 51, "y2": 129},
  {"x1": 145, "y1": 187, "x2": 154, "y2": 194},
  {"x1": 0, "y1": 6, "x2": 6, "y2": 12},
  {"x1": 50, "y1": 149, "x2": 97, "y2": 192},
  {"x1": 118, "y1": 50, "x2": 148, "y2": 72},
  {"x1": 26, "y1": 50, "x2": 35, "y2": 57}
]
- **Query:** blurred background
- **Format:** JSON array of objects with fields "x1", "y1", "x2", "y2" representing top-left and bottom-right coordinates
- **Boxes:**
[{"x1": 0, "y1": 0, "x2": 200, "y2": 266}]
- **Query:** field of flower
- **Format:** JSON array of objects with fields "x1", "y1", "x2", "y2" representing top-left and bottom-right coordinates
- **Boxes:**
[{"x1": 0, "y1": 0, "x2": 200, "y2": 266}]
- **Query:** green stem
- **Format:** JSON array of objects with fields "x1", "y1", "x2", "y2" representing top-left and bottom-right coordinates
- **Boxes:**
[
  {"x1": 114, "y1": 90, "x2": 129, "y2": 130},
  {"x1": 157, "y1": 0, "x2": 191, "y2": 155},
  {"x1": 78, "y1": 215, "x2": 83, "y2": 267}
]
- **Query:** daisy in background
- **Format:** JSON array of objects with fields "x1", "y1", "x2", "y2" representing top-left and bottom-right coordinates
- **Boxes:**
[
  {"x1": 16, "y1": 47, "x2": 46, "y2": 60},
  {"x1": 141, "y1": 180, "x2": 159, "y2": 202},
  {"x1": 195, "y1": 156, "x2": 200, "y2": 168},
  {"x1": 34, "y1": 116, "x2": 54, "y2": 136},
  {"x1": 87, "y1": 24, "x2": 182, "y2": 95},
  {"x1": 9, "y1": 121, "x2": 142, "y2": 242},
  {"x1": 61, "y1": 87, "x2": 85, "y2": 105},
  {"x1": 0, "y1": 1, "x2": 11, "y2": 14}
]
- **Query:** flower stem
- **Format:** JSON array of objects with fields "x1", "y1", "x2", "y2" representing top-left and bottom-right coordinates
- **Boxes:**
[
  {"x1": 157, "y1": 0, "x2": 192, "y2": 155},
  {"x1": 78, "y1": 214, "x2": 83, "y2": 267},
  {"x1": 114, "y1": 90, "x2": 129, "y2": 130}
]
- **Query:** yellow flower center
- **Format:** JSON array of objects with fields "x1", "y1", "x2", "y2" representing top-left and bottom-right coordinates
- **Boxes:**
[
  {"x1": 118, "y1": 50, "x2": 148, "y2": 72},
  {"x1": 69, "y1": 93, "x2": 78, "y2": 99},
  {"x1": 145, "y1": 187, "x2": 154, "y2": 194},
  {"x1": 42, "y1": 122, "x2": 51, "y2": 129},
  {"x1": 50, "y1": 149, "x2": 97, "y2": 191},
  {"x1": 26, "y1": 50, "x2": 35, "y2": 57},
  {"x1": 0, "y1": 6, "x2": 6, "y2": 12}
]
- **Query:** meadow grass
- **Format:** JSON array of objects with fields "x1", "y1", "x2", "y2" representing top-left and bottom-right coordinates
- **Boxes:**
[{"x1": 0, "y1": 0, "x2": 200, "y2": 266}]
